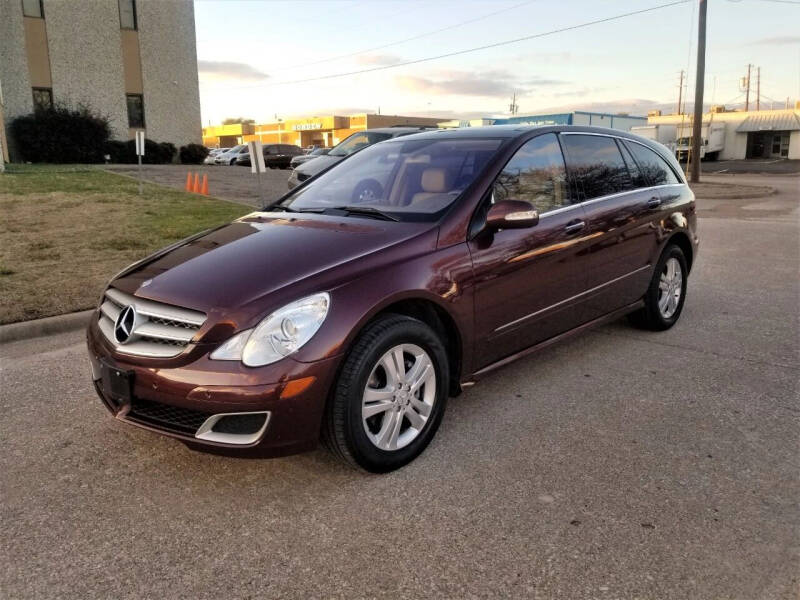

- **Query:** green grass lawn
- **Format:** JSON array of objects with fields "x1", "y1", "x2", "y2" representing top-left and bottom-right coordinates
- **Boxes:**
[{"x1": 0, "y1": 166, "x2": 249, "y2": 324}]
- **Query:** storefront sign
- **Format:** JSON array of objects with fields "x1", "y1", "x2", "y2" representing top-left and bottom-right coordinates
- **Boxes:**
[{"x1": 292, "y1": 123, "x2": 323, "y2": 131}]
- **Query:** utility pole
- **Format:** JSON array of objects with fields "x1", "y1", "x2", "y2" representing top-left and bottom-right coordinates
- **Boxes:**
[
  {"x1": 509, "y1": 92, "x2": 518, "y2": 115},
  {"x1": 677, "y1": 70, "x2": 685, "y2": 115},
  {"x1": 690, "y1": 0, "x2": 707, "y2": 184},
  {"x1": 744, "y1": 63, "x2": 752, "y2": 111},
  {"x1": 756, "y1": 66, "x2": 760, "y2": 111}
]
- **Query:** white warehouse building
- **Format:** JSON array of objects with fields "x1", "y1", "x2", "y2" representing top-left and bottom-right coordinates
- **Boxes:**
[{"x1": 645, "y1": 106, "x2": 800, "y2": 160}]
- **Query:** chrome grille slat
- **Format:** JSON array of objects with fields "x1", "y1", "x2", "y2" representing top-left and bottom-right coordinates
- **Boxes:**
[
  {"x1": 100, "y1": 300, "x2": 121, "y2": 322},
  {"x1": 135, "y1": 322, "x2": 196, "y2": 343},
  {"x1": 105, "y1": 288, "x2": 205, "y2": 326},
  {"x1": 98, "y1": 287, "x2": 207, "y2": 358}
]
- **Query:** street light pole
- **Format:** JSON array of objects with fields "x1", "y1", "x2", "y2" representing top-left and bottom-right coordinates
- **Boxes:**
[{"x1": 690, "y1": 0, "x2": 707, "y2": 184}]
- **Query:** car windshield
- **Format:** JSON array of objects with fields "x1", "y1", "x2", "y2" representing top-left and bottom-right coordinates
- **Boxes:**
[
  {"x1": 328, "y1": 132, "x2": 393, "y2": 157},
  {"x1": 277, "y1": 137, "x2": 502, "y2": 222}
]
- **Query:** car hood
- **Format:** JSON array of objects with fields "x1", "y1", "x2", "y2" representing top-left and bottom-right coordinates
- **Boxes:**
[
  {"x1": 112, "y1": 211, "x2": 435, "y2": 326},
  {"x1": 294, "y1": 154, "x2": 343, "y2": 177}
]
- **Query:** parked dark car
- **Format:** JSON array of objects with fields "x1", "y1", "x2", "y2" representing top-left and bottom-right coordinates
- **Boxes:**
[
  {"x1": 237, "y1": 144, "x2": 304, "y2": 169},
  {"x1": 287, "y1": 127, "x2": 437, "y2": 189},
  {"x1": 290, "y1": 146, "x2": 330, "y2": 168},
  {"x1": 87, "y1": 125, "x2": 698, "y2": 473}
]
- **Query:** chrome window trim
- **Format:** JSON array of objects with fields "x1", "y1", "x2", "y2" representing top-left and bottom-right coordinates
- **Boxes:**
[
  {"x1": 536, "y1": 182, "x2": 684, "y2": 219},
  {"x1": 494, "y1": 264, "x2": 652, "y2": 333},
  {"x1": 488, "y1": 130, "x2": 688, "y2": 220}
]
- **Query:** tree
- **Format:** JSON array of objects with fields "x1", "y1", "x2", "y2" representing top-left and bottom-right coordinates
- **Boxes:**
[{"x1": 222, "y1": 117, "x2": 255, "y2": 125}]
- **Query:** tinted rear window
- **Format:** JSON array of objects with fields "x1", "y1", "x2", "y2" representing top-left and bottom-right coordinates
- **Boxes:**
[
  {"x1": 625, "y1": 141, "x2": 681, "y2": 186},
  {"x1": 561, "y1": 134, "x2": 634, "y2": 200}
]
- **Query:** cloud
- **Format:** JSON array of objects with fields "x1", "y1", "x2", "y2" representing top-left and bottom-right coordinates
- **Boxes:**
[
  {"x1": 198, "y1": 60, "x2": 269, "y2": 82},
  {"x1": 749, "y1": 35, "x2": 800, "y2": 46},
  {"x1": 354, "y1": 54, "x2": 402, "y2": 66},
  {"x1": 395, "y1": 70, "x2": 565, "y2": 98}
]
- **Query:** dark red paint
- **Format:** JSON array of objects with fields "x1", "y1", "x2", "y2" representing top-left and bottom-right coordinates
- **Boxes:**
[{"x1": 87, "y1": 125, "x2": 698, "y2": 456}]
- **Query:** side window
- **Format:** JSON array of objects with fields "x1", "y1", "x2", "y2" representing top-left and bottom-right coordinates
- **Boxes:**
[
  {"x1": 493, "y1": 133, "x2": 570, "y2": 213},
  {"x1": 561, "y1": 134, "x2": 634, "y2": 200},
  {"x1": 22, "y1": 0, "x2": 44, "y2": 18},
  {"x1": 32, "y1": 87, "x2": 52, "y2": 111},
  {"x1": 617, "y1": 140, "x2": 647, "y2": 188},
  {"x1": 625, "y1": 141, "x2": 680, "y2": 186},
  {"x1": 126, "y1": 94, "x2": 145, "y2": 128},
  {"x1": 119, "y1": 0, "x2": 137, "y2": 30}
]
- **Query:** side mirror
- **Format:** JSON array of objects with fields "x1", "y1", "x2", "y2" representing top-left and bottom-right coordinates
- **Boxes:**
[{"x1": 486, "y1": 200, "x2": 539, "y2": 230}]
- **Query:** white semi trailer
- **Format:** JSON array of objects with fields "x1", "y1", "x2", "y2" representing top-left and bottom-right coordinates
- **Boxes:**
[
  {"x1": 631, "y1": 124, "x2": 677, "y2": 154},
  {"x1": 675, "y1": 122, "x2": 725, "y2": 161}
]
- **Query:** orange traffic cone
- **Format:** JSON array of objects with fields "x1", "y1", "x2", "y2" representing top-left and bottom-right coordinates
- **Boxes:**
[
  {"x1": 185, "y1": 172, "x2": 192, "y2": 192},
  {"x1": 193, "y1": 173, "x2": 200, "y2": 193},
  {"x1": 200, "y1": 174, "x2": 208, "y2": 196}
]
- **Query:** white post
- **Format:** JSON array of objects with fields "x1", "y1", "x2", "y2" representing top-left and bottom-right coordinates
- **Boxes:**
[
  {"x1": 248, "y1": 140, "x2": 266, "y2": 207},
  {"x1": 135, "y1": 130, "x2": 145, "y2": 195}
]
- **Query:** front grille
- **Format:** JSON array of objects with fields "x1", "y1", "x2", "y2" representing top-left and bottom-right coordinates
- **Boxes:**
[
  {"x1": 97, "y1": 287, "x2": 206, "y2": 358},
  {"x1": 127, "y1": 398, "x2": 212, "y2": 435}
]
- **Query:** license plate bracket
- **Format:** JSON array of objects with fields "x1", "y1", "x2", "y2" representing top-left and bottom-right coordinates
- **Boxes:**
[{"x1": 101, "y1": 360, "x2": 134, "y2": 406}]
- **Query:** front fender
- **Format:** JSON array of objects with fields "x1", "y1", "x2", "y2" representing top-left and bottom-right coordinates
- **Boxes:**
[{"x1": 291, "y1": 242, "x2": 476, "y2": 376}]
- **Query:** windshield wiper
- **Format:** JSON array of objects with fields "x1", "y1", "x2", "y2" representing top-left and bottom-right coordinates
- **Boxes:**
[
  {"x1": 264, "y1": 204, "x2": 298, "y2": 213},
  {"x1": 326, "y1": 205, "x2": 399, "y2": 221}
]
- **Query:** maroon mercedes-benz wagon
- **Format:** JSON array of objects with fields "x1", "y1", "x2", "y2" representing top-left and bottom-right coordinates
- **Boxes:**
[{"x1": 87, "y1": 125, "x2": 698, "y2": 472}]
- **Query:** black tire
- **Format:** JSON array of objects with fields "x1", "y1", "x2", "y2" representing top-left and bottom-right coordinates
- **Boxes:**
[
  {"x1": 322, "y1": 314, "x2": 449, "y2": 473},
  {"x1": 629, "y1": 244, "x2": 688, "y2": 331}
]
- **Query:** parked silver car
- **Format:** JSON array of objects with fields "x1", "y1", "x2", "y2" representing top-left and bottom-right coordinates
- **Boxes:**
[{"x1": 214, "y1": 145, "x2": 248, "y2": 165}]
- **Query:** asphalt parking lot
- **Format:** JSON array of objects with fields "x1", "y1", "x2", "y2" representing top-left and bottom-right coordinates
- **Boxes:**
[
  {"x1": 105, "y1": 163, "x2": 291, "y2": 207},
  {"x1": 1, "y1": 173, "x2": 798, "y2": 599}
]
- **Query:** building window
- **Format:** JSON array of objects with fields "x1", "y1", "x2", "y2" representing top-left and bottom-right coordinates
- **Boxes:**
[
  {"x1": 118, "y1": 0, "x2": 137, "y2": 30},
  {"x1": 22, "y1": 0, "x2": 43, "y2": 18},
  {"x1": 32, "y1": 87, "x2": 52, "y2": 111},
  {"x1": 126, "y1": 94, "x2": 145, "y2": 128}
]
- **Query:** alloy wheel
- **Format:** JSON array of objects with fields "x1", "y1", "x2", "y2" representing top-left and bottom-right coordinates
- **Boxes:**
[
  {"x1": 361, "y1": 343, "x2": 436, "y2": 451},
  {"x1": 658, "y1": 257, "x2": 683, "y2": 319}
]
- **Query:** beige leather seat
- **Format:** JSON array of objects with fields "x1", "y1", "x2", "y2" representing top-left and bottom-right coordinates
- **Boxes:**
[{"x1": 410, "y1": 168, "x2": 454, "y2": 206}]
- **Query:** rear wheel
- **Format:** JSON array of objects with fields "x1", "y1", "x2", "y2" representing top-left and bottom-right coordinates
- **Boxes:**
[
  {"x1": 322, "y1": 314, "x2": 448, "y2": 472},
  {"x1": 629, "y1": 244, "x2": 688, "y2": 330}
]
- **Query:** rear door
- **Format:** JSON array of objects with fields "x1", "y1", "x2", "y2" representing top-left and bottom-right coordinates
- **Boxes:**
[
  {"x1": 560, "y1": 133, "x2": 660, "y2": 321},
  {"x1": 469, "y1": 133, "x2": 591, "y2": 368}
]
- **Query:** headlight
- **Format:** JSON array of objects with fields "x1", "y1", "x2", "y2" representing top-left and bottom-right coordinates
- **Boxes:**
[{"x1": 210, "y1": 293, "x2": 330, "y2": 367}]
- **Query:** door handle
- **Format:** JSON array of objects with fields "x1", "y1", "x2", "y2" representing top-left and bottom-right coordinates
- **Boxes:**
[
  {"x1": 564, "y1": 220, "x2": 586, "y2": 234},
  {"x1": 647, "y1": 196, "x2": 662, "y2": 209}
]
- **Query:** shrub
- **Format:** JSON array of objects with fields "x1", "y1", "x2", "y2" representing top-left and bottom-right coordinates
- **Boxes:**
[
  {"x1": 155, "y1": 142, "x2": 176, "y2": 164},
  {"x1": 103, "y1": 138, "x2": 176, "y2": 164},
  {"x1": 179, "y1": 143, "x2": 209, "y2": 164},
  {"x1": 9, "y1": 104, "x2": 110, "y2": 163}
]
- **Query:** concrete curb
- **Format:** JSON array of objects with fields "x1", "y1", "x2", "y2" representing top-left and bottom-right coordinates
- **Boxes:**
[{"x1": 0, "y1": 309, "x2": 93, "y2": 344}]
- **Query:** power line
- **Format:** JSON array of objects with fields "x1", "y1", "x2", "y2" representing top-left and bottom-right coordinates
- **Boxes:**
[
  {"x1": 209, "y1": 0, "x2": 692, "y2": 92},
  {"x1": 271, "y1": 0, "x2": 540, "y2": 73}
]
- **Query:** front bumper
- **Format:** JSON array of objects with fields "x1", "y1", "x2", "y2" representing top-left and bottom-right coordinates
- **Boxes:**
[{"x1": 87, "y1": 315, "x2": 340, "y2": 457}]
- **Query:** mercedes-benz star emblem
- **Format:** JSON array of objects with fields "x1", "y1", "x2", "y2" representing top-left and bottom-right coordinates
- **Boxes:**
[{"x1": 114, "y1": 305, "x2": 137, "y2": 344}]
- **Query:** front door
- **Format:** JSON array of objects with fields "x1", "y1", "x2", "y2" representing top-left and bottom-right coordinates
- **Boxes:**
[{"x1": 468, "y1": 133, "x2": 591, "y2": 369}]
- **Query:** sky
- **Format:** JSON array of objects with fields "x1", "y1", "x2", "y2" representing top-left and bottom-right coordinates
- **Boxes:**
[{"x1": 194, "y1": 0, "x2": 800, "y2": 125}]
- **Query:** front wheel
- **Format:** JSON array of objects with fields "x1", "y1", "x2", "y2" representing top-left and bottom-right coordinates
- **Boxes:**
[
  {"x1": 322, "y1": 314, "x2": 449, "y2": 472},
  {"x1": 629, "y1": 244, "x2": 688, "y2": 330}
]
